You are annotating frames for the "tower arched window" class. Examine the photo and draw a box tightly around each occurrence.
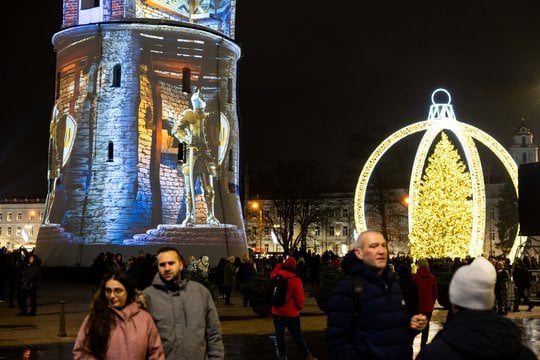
[522,152,527,163]
[112,64,121,87]
[81,0,100,9]
[107,141,114,162]
[227,77,233,104]
[55,72,61,99]
[228,149,233,171]
[522,136,526,146]
[182,67,191,93]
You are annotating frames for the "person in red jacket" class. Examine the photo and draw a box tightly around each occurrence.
[412,259,438,348]
[270,257,317,360]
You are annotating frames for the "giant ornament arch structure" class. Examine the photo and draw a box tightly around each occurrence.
[354,89,526,261]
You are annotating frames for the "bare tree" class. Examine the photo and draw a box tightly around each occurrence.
[253,160,332,254]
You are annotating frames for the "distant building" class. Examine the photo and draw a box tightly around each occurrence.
[0,198,45,250]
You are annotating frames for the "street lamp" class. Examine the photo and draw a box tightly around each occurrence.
[251,201,263,255]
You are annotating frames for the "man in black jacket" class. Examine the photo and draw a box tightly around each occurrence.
[326,230,426,359]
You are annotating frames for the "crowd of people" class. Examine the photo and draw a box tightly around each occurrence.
[0,247,42,316]
[2,237,539,359]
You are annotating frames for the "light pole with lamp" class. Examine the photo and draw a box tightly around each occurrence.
[250,201,263,256]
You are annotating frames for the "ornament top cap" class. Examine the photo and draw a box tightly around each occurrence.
[428,88,456,121]
[431,88,452,105]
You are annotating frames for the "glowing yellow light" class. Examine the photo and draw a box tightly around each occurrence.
[354,89,523,260]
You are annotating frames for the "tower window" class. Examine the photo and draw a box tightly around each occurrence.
[107,141,114,162]
[55,72,61,99]
[182,67,191,93]
[81,0,100,10]
[227,77,233,104]
[522,152,527,163]
[228,149,233,171]
[112,64,121,87]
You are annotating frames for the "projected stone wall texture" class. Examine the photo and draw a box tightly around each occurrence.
[36,0,246,266]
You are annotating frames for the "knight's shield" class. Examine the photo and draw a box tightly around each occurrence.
[204,112,229,165]
[62,114,78,167]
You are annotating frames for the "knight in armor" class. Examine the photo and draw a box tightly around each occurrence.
[171,90,225,226]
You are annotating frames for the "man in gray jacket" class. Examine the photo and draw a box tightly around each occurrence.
[143,246,224,360]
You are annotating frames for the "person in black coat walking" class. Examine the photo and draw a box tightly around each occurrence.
[18,253,42,316]
[512,258,534,312]
[237,255,257,307]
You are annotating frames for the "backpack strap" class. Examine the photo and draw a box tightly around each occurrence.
[349,274,363,312]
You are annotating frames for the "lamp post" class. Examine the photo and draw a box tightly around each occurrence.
[251,201,263,255]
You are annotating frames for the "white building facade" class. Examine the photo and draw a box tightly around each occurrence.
[0,199,45,249]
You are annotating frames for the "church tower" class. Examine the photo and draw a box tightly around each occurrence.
[509,120,538,165]
[36,0,246,266]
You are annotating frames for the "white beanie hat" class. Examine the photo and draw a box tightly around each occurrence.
[449,256,496,310]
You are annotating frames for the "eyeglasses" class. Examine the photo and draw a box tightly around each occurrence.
[105,288,125,296]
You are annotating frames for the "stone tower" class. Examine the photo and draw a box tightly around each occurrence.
[36,0,246,266]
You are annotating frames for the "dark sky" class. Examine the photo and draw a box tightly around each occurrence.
[2,2,540,197]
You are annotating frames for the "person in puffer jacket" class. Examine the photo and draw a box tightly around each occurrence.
[73,269,164,359]
[416,257,536,360]
[327,230,427,359]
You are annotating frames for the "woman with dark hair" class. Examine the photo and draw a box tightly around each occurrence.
[73,270,164,359]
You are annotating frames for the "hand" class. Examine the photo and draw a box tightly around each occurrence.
[410,314,427,331]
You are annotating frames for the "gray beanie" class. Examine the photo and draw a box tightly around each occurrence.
[449,257,496,310]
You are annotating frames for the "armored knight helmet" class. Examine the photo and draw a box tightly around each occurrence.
[191,90,207,110]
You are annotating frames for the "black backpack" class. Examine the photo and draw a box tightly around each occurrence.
[267,274,293,307]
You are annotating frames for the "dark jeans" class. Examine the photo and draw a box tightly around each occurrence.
[272,315,308,357]
[514,286,532,309]
[420,312,432,347]
[8,280,19,307]
[223,285,233,304]
[19,288,37,315]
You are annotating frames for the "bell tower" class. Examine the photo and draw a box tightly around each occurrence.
[509,119,538,165]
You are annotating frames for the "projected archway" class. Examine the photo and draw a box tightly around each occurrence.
[354,89,525,260]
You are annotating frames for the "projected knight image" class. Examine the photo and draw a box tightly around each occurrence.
[35,3,246,266]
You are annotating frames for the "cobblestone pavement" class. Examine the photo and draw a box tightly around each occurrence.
[0,281,538,359]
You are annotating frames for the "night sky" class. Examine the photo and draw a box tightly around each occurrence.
[2,2,540,197]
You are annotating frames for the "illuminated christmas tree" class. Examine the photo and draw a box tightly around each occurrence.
[409,131,472,259]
